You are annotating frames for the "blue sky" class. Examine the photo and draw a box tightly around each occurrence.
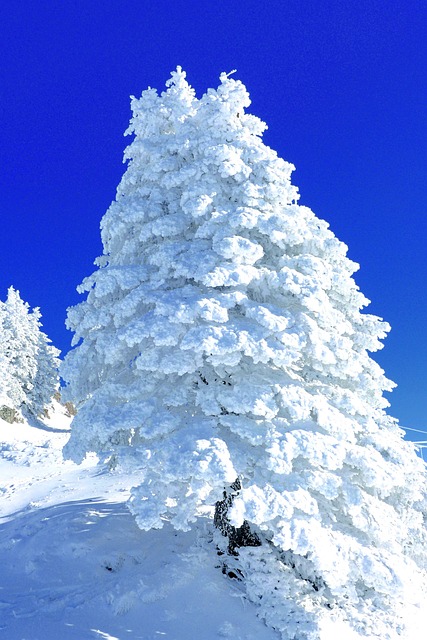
[0,1,426,434]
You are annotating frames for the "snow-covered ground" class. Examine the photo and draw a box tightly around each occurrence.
[0,405,279,640]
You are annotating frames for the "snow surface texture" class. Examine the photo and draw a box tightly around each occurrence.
[61,69,427,638]
[0,407,279,640]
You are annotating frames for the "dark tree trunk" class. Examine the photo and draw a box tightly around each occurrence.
[214,478,261,555]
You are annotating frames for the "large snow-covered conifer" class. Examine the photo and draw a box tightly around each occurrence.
[0,287,60,418]
[62,69,427,639]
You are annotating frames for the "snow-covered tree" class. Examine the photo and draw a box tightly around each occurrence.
[0,287,60,419]
[0,299,17,421]
[62,69,427,639]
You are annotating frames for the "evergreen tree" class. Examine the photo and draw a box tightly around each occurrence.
[62,69,427,639]
[28,307,61,416]
[0,287,60,418]
[0,299,17,419]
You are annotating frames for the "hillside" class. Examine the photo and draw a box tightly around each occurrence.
[2,407,427,639]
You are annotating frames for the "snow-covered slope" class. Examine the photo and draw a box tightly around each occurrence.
[0,406,279,640]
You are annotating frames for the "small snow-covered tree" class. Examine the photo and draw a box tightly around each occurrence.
[0,299,17,421]
[0,287,60,418]
[62,69,427,639]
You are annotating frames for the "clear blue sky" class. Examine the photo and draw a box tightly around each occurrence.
[1,1,426,434]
